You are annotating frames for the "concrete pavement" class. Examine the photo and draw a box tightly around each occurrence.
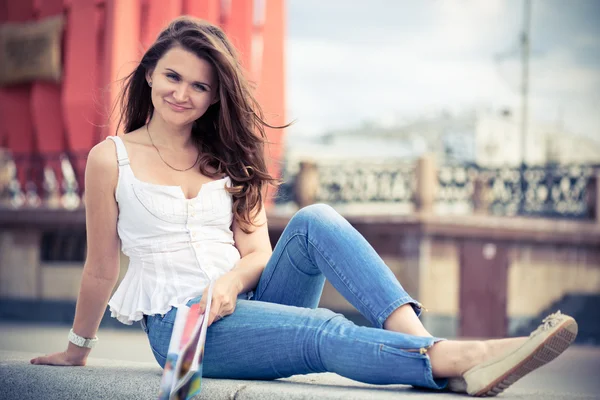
[1,322,599,399]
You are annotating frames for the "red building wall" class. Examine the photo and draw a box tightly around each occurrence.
[0,0,286,207]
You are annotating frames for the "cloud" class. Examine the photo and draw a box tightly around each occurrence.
[286,0,600,139]
[287,39,517,134]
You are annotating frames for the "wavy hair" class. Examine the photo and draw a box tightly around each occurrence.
[116,16,283,233]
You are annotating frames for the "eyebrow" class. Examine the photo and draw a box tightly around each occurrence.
[165,68,212,89]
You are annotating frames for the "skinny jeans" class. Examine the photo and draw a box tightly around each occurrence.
[143,204,446,389]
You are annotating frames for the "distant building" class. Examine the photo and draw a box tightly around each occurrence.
[475,110,600,167]
[545,130,600,165]
[286,110,600,168]
[474,110,544,167]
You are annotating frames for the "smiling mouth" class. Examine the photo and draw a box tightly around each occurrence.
[166,101,189,111]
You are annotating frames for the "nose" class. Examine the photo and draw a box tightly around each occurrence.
[172,84,189,103]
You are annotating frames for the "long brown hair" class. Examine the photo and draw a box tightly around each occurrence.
[116,16,283,233]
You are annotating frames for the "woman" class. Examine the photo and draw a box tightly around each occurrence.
[30,17,577,397]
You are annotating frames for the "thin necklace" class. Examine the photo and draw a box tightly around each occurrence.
[146,124,200,172]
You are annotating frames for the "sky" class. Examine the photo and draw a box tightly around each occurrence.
[285,0,600,141]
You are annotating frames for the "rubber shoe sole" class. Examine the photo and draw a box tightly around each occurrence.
[464,312,578,397]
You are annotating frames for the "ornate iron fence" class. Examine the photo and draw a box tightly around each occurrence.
[0,151,84,209]
[436,163,479,213]
[436,163,598,219]
[3,150,597,220]
[278,160,599,220]
[488,164,596,219]
[314,162,416,204]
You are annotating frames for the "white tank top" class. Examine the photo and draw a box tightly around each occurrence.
[105,136,241,324]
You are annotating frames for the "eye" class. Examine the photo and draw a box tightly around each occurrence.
[166,73,180,81]
[193,84,207,92]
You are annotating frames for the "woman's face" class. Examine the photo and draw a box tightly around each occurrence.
[147,46,218,128]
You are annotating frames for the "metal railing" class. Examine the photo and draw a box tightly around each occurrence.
[436,163,597,219]
[277,159,599,220]
[2,150,597,220]
[0,151,85,210]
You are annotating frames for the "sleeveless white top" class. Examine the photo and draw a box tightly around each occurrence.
[105,136,241,325]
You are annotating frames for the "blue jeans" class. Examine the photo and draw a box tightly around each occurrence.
[142,204,446,389]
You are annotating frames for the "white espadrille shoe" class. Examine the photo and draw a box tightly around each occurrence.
[452,311,577,397]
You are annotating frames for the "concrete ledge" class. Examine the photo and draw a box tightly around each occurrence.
[1,350,420,400]
[2,350,599,399]
[2,208,599,245]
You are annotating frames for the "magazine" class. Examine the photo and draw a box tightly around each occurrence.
[158,282,214,400]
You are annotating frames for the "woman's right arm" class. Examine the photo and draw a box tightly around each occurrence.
[31,140,121,366]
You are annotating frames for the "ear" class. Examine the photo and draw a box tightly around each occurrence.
[145,69,154,87]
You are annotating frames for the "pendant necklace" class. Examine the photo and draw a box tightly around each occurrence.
[146,124,200,172]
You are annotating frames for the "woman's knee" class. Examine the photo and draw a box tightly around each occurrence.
[311,307,350,331]
[289,204,340,229]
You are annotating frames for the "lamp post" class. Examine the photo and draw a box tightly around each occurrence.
[520,0,532,213]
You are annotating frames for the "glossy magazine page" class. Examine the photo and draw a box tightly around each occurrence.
[157,307,188,400]
[157,282,214,400]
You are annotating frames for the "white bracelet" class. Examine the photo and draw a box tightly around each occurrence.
[68,329,98,349]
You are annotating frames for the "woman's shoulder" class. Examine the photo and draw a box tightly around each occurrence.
[85,140,119,192]
[92,129,147,163]
[88,139,119,169]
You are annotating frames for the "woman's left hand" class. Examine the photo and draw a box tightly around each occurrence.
[198,272,242,326]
